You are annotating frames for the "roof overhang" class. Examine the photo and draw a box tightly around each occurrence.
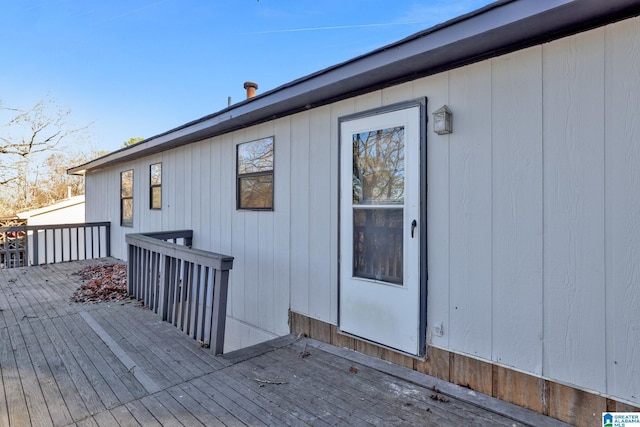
[69,0,640,175]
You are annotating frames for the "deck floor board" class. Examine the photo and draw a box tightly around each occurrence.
[49,315,122,411]
[233,355,357,426]
[0,315,31,427]
[3,301,52,427]
[137,395,185,427]
[124,399,163,427]
[286,341,516,427]
[62,311,148,402]
[30,317,93,423]
[0,259,571,427]
[18,318,75,427]
[165,383,230,426]
[170,379,248,427]
[205,368,307,427]
[255,346,418,426]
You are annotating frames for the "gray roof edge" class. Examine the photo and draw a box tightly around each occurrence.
[70,0,640,175]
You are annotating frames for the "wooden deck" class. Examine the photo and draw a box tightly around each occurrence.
[0,259,569,427]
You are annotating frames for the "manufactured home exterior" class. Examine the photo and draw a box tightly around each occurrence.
[71,1,640,424]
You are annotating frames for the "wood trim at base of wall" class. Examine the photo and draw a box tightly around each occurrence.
[289,311,639,427]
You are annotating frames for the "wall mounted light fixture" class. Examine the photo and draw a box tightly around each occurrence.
[433,105,453,135]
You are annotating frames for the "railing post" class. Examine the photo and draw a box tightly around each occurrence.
[210,269,230,355]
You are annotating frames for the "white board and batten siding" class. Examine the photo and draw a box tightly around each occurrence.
[542,27,607,393]
[422,18,639,404]
[604,17,640,404]
[84,16,640,405]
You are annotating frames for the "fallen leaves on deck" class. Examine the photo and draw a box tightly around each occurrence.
[429,393,450,403]
[429,386,450,403]
[71,263,133,303]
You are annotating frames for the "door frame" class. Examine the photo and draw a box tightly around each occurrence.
[337,98,428,357]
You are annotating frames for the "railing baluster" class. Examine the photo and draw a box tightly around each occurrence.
[150,251,157,312]
[167,257,176,324]
[90,226,95,258]
[43,229,48,264]
[67,227,71,261]
[181,261,192,334]
[172,259,182,327]
[190,264,201,339]
[97,226,102,258]
[54,229,58,263]
[203,268,214,348]
[127,243,134,295]
[105,224,111,257]
[160,255,169,321]
[33,230,39,266]
[83,226,88,260]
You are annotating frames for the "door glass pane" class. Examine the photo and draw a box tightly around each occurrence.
[352,126,404,205]
[353,208,403,284]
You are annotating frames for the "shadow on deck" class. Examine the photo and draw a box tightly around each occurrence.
[0,259,569,426]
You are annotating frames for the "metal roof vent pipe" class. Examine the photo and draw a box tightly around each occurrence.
[244,81,258,99]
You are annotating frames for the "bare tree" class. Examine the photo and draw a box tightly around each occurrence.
[0,97,95,216]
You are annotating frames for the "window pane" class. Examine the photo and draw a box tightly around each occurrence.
[121,170,133,198]
[238,137,274,174]
[150,163,161,186]
[239,174,273,209]
[352,127,404,205]
[353,208,403,284]
[151,187,161,209]
[121,198,133,226]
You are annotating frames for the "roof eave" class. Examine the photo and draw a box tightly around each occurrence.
[69,0,640,175]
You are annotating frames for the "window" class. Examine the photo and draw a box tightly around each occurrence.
[150,163,162,209]
[120,169,133,227]
[237,137,274,210]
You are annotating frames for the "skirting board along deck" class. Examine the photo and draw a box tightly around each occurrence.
[289,311,640,427]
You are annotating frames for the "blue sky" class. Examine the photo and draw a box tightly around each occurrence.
[1,0,492,153]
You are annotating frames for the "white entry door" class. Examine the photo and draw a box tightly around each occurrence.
[339,102,424,355]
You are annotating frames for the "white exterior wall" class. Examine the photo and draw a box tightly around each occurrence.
[18,196,85,225]
[85,16,640,405]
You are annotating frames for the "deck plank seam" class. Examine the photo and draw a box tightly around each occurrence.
[79,310,162,395]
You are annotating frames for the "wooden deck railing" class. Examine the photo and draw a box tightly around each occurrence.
[0,222,111,268]
[126,230,234,354]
